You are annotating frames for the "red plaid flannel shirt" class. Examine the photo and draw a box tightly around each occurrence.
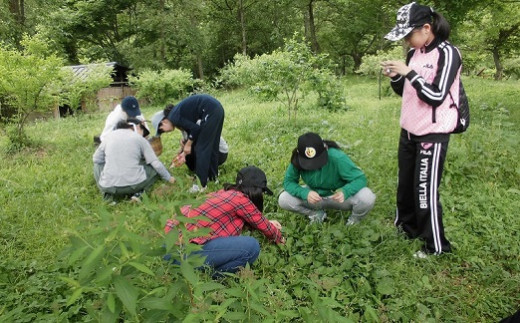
[164,189,283,244]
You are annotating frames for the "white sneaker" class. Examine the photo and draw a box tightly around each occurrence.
[413,250,428,259]
[346,216,361,226]
[130,192,142,203]
[308,210,327,224]
[189,184,207,194]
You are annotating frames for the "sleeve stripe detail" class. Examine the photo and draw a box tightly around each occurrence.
[419,42,454,102]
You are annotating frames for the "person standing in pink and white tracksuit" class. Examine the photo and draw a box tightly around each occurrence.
[381,2,463,257]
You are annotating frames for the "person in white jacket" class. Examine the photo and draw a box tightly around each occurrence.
[99,96,149,142]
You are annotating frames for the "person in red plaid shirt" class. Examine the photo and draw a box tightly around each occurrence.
[164,166,285,276]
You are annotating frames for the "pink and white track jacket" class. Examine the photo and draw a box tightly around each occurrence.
[391,40,462,136]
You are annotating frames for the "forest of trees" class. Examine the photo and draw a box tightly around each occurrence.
[1,0,519,80]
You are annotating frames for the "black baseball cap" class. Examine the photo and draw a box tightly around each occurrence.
[296,132,328,170]
[236,166,273,195]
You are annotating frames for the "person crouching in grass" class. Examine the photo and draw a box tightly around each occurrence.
[163,166,285,278]
[278,132,376,225]
[93,118,176,203]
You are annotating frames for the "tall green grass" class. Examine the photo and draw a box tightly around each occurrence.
[1,76,519,321]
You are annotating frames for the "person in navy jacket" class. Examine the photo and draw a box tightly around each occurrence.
[156,94,225,191]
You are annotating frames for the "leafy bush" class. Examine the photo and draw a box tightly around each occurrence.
[220,35,346,118]
[58,201,205,321]
[60,63,113,111]
[129,69,199,105]
[503,57,520,80]
[356,46,404,77]
[0,33,65,150]
[307,69,347,112]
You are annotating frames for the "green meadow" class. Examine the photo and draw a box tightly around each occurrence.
[1,76,519,321]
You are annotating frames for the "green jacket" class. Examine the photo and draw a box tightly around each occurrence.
[283,148,367,200]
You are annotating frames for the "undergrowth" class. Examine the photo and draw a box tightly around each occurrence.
[0,76,519,321]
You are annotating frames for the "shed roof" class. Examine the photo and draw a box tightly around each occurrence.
[63,62,131,86]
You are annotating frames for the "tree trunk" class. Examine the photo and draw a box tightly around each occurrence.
[352,53,362,72]
[20,0,24,25]
[159,0,166,64]
[340,56,346,76]
[64,40,80,65]
[9,0,25,25]
[304,0,320,53]
[491,23,519,81]
[492,47,503,81]
[196,54,204,79]
[238,0,247,55]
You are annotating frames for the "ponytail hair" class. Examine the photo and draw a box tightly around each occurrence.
[431,10,450,42]
[323,140,340,150]
[163,104,175,118]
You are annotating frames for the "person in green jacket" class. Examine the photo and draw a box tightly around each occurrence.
[278,132,376,224]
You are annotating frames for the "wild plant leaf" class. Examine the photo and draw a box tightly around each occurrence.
[363,305,379,322]
[223,312,248,321]
[59,277,80,288]
[106,293,116,313]
[100,300,121,323]
[224,287,245,298]
[119,242,130,260]
[140,297,176,311]
[164,230,180,252]
[141,309,170,323]
[78,244,105,283]
[214,297,238,320]
[277,310,300,319]
[94,265,114,285]
[320,296,343,309]
[128,262,155,276]
[425,297,440,304]
[66,287,83,306]
[114,275,139,317]
[180,260,199,285]
[198,281,225,293]
[507,188,520,195]
[249,302,271,316]
[376,277,395,295]
[67,245,89,265]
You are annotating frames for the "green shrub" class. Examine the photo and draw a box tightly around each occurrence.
[503,57,520,80]
[129,69,198,105]
[307,69,347,112]
[60,64,113,111]
[220,34,346,118]
[0,33,65,150]
[356,47,404,77]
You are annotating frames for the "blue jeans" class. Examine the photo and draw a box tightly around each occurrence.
[198,236,260,273]
[164,236,260,275]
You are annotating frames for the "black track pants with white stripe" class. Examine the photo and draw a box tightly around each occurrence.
[395,130,452,254]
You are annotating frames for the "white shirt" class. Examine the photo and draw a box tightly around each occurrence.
[100,104,146,142]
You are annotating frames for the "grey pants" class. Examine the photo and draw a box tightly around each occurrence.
[278,187,376,222]
[93,163,160,197]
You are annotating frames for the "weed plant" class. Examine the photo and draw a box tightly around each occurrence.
[0,76,519,321]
